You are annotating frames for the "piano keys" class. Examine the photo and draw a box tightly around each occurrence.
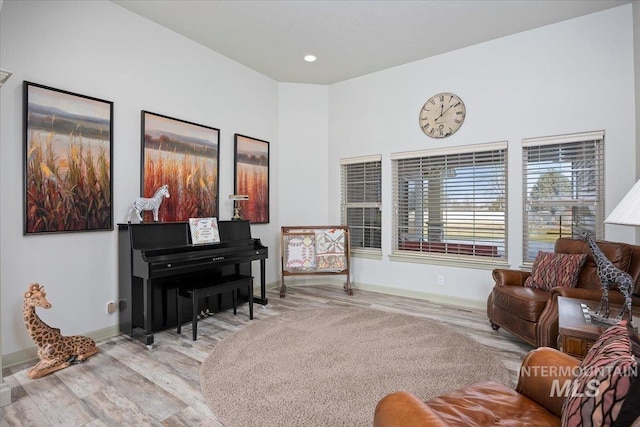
[118,220,268,346]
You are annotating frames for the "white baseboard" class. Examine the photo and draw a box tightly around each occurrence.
[353,282,486,311]
[0,381,10,407]
[2,325,120,369]
[279,277,486,311]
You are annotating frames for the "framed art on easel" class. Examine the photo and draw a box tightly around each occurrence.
[234,134,269,224]
[24,81,113,234]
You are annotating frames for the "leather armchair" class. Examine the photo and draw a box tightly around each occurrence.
[374,347,579,427]
[487,238,640,348]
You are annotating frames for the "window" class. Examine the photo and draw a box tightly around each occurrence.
[522,131,604,263]
[340,155,382,252]
[391,142,507,264]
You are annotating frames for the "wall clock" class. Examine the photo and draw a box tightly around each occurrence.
[419,92,466,138]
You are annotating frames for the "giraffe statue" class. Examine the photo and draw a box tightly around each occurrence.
[23,283,98,379]
[581,232,634,321]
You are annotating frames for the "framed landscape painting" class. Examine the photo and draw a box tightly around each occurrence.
[141,111,219,222]
[234,134,269,223]
[24,82,113,234]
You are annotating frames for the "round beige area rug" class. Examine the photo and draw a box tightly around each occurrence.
[200,307,511,427]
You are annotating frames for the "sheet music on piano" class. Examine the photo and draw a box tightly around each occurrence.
[189,217,220,244]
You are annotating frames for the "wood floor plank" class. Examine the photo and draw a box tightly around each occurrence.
[54,360,109,399]
[81,351,188,422]
[0,396,49,427]
[105,343,214,418]
[161,405,224,427]
[1,285,534,426]
[7,378,95,426]
[82,387,162,426]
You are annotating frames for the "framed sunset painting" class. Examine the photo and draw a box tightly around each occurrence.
[24,82,113,234]
[234,134,269,224]
[141,111,220,222]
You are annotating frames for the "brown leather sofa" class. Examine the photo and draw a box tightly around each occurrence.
[374,347,577,427]
[487,238,640,348]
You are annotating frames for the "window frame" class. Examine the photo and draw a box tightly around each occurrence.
[390,142,508,268]
[521,130,604,265]
[340,155,382,257]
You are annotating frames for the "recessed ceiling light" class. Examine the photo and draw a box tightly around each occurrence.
[304,54,317,63]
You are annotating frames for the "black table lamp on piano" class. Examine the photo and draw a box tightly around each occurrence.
[229,195,249,220]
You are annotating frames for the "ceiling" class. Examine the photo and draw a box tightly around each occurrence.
[112,0,631,85]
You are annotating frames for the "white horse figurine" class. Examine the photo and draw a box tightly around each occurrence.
[128,184,170,223]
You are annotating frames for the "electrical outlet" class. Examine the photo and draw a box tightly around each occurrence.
[437,275,444,285]
[106,301,117,314]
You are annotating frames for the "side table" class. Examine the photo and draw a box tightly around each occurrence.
[557,296,638,359]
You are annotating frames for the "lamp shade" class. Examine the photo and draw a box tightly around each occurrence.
[605,179,640,226]
[0,69,12,87]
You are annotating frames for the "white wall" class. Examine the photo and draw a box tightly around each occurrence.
[635,0,640,193]
[278,83,329,226]
[0,0,280,356]
[0,0,8,409]
[328,5,636,304]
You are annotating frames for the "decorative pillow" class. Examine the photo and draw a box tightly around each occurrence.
[555,239,633,290]
[561,321,639,427]
[611,374,640,427]
[612,327,640,427]
[285,234,316,271]
[524,251,588,291]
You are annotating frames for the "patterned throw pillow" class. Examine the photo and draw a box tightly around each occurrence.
[524,251,587,291]
[561,321,639,427]
[285,234,316,271]
[611,374,640,427]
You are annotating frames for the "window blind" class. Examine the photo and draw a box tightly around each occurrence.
[392,142,507,261]
[522,131,604,263]
[340,156,382,251]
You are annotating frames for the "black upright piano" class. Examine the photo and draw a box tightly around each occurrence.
[118,220,268,346]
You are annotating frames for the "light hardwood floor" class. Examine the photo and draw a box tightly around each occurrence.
[1,284,534,426]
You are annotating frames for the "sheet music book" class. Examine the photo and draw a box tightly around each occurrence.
[189,217,220,244]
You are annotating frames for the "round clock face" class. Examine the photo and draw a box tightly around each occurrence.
[419,92,466,138]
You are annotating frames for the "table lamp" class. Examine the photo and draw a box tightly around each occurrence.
[0,69,12,87]
[228,195,249,220]
[602,179,640,323]
[605,179,640,227]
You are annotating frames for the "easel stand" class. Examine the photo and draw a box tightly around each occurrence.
[280,226,352,297]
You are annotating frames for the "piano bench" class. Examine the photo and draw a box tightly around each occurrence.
[176,274,254,341]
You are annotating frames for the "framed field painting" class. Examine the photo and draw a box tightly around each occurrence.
[24,81,113,234]
[234,134,269,223]
[141,111,219,222]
